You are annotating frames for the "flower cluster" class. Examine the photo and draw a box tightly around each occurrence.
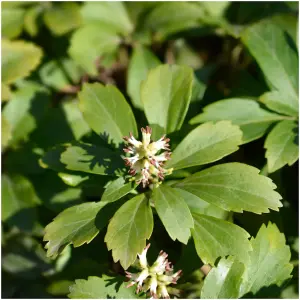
[126,244,182,299]
[122,126,173,188]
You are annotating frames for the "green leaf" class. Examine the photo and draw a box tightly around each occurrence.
[242,21,298,106]
[2,82,50,145]
[2,116,12,151]
[60,142,124,176]
[239,222,293,296]
[201,256,245,299]
[62,100,90,141]
[127,45,161,109]
[24,5,42,37]
[143,2,204,39]
[81,2,133,36]
[78,83,137,145]
[192,213,251,265]
[68,25,120,75]
[141,64,193,135]
[105,194,153,269]
[174,188,228,220]
[43,2,82,36]
[260,90,298,117]
[2,39,43,84]
[166,121,242,170]
[2,174,41,232]
[152,185,194,244]
[190,99,287,143]
[2,83,11,102]
[68,275,138,299]
[101,177,135,204]
[39,58,82,91]
[265,120,298,173]
[2,8,24,39]
[176,163,282,213]
[44,201,106,258]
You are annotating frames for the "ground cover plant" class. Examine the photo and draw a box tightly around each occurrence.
[1,1,299,299]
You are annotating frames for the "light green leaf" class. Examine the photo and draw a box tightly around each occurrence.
[265,120,298,173]
[239,222,293,296]
[2,83,11,102]
[44,202,106,258]
[43,2,82,36]
[68,275,137,299]
[141,64,193,135]
[60,142,124,176]
[39,58,81,91]
[192,213,251,265]
[78,83,137,145]
[2,82,50,145]
[190,99,287,143]
[260,90,298,117]
[174,188,228,220]
[200,1,230,18]
[2,116,12,150]
[127,45,161,109]
[201,256,245,299]
[2,174,41,232]
[58,173,89,188]
[166,121,242,170]
[68,25,120,75]
[2,8,24,39]
[81,2,133,36]
[242,21,298,105]
[152,185,194,244]
[62,100,90,141]
[101,177,134,204]
[2,39,43,84]
[105,194,153,269]
[176,163,282,214]
[24,5,42,37]
[143,2,204,39]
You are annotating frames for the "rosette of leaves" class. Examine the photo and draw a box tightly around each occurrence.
[42,63,293,298]
[190,21,299,174]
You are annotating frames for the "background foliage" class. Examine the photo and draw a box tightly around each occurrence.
[1,1,299,299]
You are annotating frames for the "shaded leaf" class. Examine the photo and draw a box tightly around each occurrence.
[166,121,242,170]
[24,5,42,37]
[68,275,138,299]
[78,83,137,145]
[2,174,41,232]
[201,256,245,299]
[60,142,124,176]
[152,185,194,244]
[141,64,193,135]
[44,201,106,258]
[43,2,82,36]
[239,222,293,296]
[192,213,251,265]
[242,21,298,107]
[81,2,133,36]
[2,39,43,84]
[101,177,135,204]
[176,163,282,213]
[127,45,161,109]
[2,82,50,145]
[265,120,298,173]
[2,8,24,39]
[190,98,287,143]
[68,25,120,75]
[105,194,153,269]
